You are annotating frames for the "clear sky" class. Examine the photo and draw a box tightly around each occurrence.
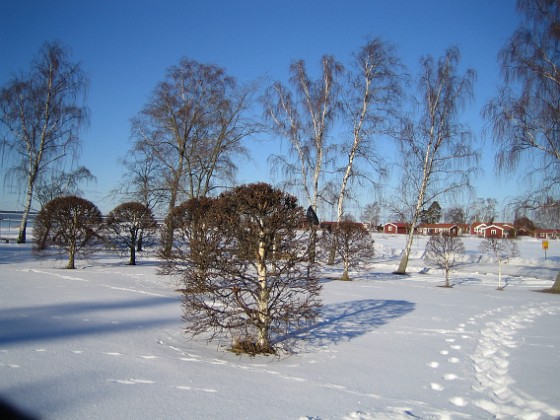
[0,0,522,217]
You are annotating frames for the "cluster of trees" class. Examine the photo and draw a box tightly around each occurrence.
[32,182,376,353]
[2,0,559,347]
[34,197,157,268]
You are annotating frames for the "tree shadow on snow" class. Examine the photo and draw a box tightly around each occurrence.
[290,299,415,348]
[0,296,181,347]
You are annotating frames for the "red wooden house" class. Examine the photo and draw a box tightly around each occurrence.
[383,222,411,235]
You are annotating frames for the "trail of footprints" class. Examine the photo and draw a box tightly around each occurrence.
[426,304,560,418]
[426,323,470,407]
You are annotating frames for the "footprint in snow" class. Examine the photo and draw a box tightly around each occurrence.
[443,373,459,381]
[430,383,444,391]
[109,378,154,385]
[449,396,468,407]
[427,361,439,368]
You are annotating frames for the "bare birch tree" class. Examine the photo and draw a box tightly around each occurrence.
[336,39,403,226]
[483,0,560,291]
[0,42,89,243]
[395,47,479,274]
[263,56,342,262]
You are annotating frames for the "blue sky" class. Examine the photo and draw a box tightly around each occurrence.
[0,0,522,217]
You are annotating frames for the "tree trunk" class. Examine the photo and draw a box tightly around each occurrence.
[256,237,270,350]
[129,244,136,265]
[18,178,35,244]
[67,242,76,269]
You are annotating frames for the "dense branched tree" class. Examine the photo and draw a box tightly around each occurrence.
[159,183,321,355]
[323,220,373,280]
[424,233,465,287]
[131,58,256,253]
[0,42,89,243]
[395,47,479,274]
[105,202,157,265]
[33,196,102,269]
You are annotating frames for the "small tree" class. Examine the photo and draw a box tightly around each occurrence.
[479,237,520,290]
[323,220,373,280]
[105,202,157,265]
[424,233,465,287]
[160,183,321,355]
[34,196,102,269]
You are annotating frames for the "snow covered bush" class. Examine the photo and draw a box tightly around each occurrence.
[159,183,321,355]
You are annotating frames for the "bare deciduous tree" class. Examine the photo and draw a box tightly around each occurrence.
[484,0,560,193]
[263,56,343,262]
[132,58,256,253]
[335,39,403,224]
[484,0,560,291]
[105,202,157,265]
[424,233,465,287]
[394,47,479,274]
[160,183,321,355]
[323,220,373,280]
[33,196,102,269]
[479,237,520,290]
[0,42,89,243]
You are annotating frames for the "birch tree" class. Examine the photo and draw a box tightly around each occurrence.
[0,42,88,243]
[395,47,479,274]
[483,0,560,291]
[336,39,403,226]
[263,56,342,262]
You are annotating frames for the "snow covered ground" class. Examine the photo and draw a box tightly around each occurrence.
[1,233,559,419]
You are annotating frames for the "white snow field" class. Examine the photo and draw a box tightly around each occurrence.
[1,233,559,419]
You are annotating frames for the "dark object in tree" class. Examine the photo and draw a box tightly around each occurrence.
[34,196,102,269]
[105,202,157,265]
[159,183,321,355]
[306,206,319,226]
[323,220,373,280]
[424,233,465,287]
[0,42,88,244]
